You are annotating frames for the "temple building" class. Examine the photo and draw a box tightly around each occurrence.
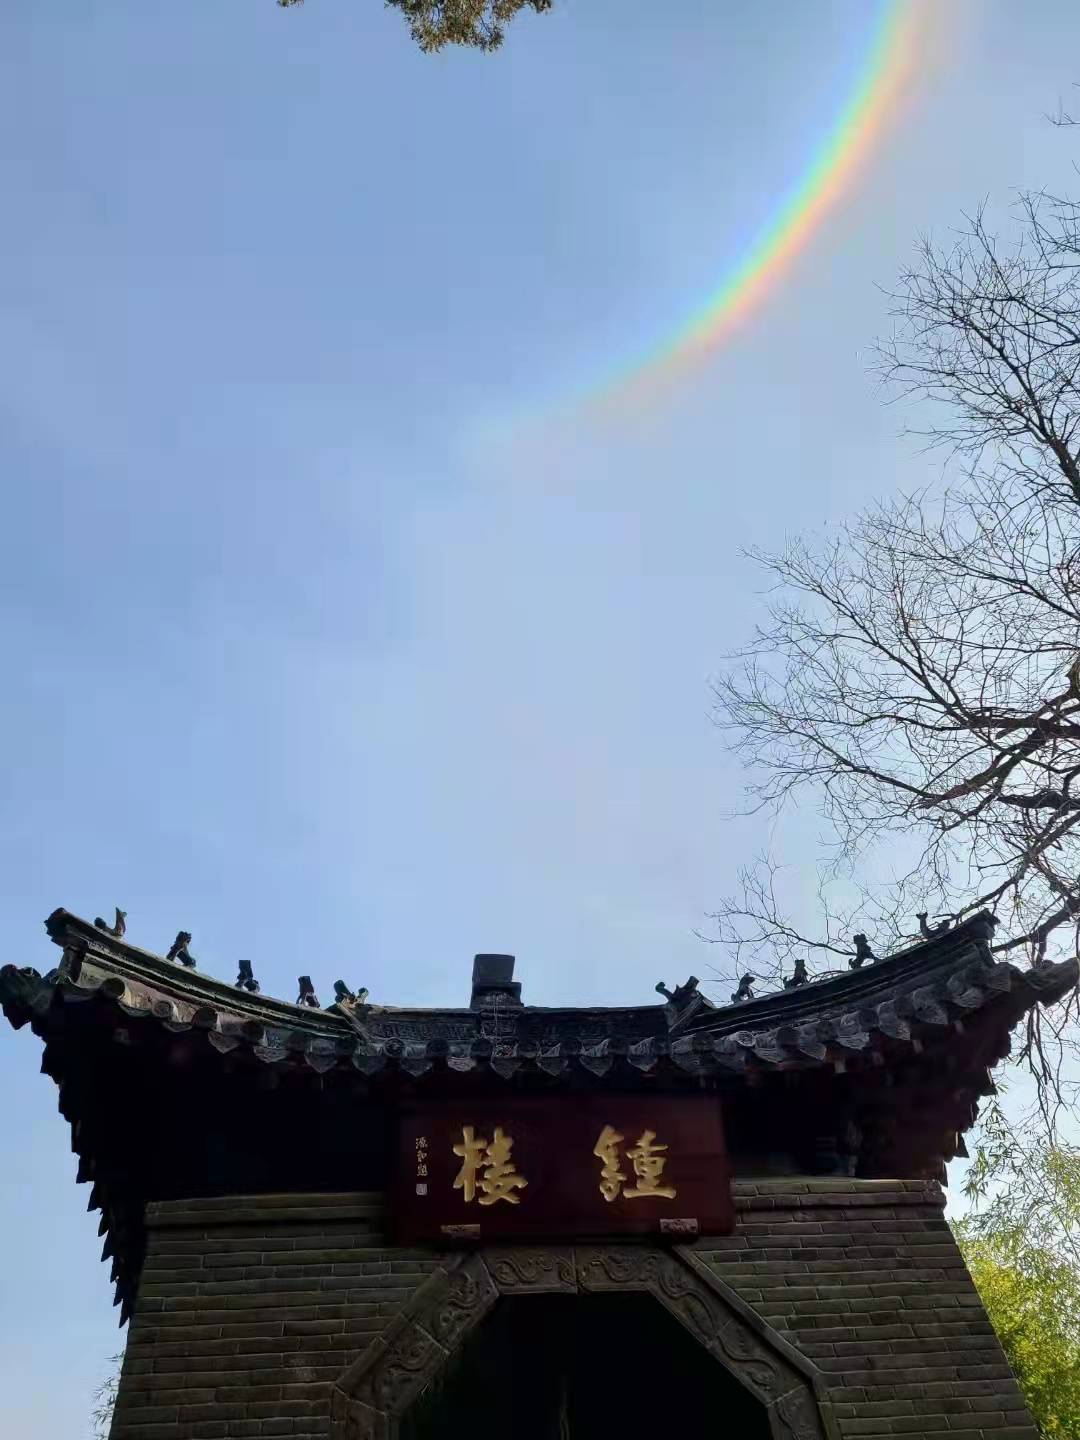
[2,906,1075,1439]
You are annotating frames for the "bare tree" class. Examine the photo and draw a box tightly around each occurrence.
[712,194,1080,1103]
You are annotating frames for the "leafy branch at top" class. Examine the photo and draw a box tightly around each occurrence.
[276,0,553,52]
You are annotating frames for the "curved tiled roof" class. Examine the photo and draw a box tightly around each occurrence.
[2,907,1074,1083]
[2,906,1076,1323]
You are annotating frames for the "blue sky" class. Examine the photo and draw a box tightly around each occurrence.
[3,1,1080,1433]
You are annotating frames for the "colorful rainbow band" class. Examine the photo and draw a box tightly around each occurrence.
[578,0,931,413]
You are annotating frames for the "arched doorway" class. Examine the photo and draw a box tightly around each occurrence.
[331,1245,830,1440]
[400,1292,772,1439]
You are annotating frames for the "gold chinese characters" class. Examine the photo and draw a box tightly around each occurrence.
[452,1125,528,1206]
[592,1124,626,1202]
[593,1125,677,1201]
[447,1120,678,1207]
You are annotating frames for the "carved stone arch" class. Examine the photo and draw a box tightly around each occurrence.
[330,1245,836,1440]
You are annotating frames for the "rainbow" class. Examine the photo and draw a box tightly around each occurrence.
[576,0,935,412]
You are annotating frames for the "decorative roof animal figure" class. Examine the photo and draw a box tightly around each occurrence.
[655,976,700,1007]
[850,934,875,969]
[916,911,951,938]
[94,908,127,938]
[784,956,809,989]
[235,960,260,993]
[731,974,755,1004]
[333,980,369,1007]
[297,976,320,1007]
[167,932,196,968]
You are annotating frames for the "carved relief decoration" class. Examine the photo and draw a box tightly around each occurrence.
[331,1245,832,1440]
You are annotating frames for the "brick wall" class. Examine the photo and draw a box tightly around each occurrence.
[111,1182,1035,1440]
[694,1179,1035,1439]
[112,1193,440,1440]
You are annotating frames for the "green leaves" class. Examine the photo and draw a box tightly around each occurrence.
[958,1242,1080,1437]
[91,1354,123,1440]
[956,1112,1080,1436]
[276,1,555,53]
[389,1,553,52]
[962,1101,1080,1268]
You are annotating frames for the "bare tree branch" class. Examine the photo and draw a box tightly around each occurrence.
[712,182,1080,1110]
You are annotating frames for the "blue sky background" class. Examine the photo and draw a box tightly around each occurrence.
[3,1,1080,1433]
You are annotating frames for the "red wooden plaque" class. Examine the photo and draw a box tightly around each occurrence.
[394,1096,733,1243]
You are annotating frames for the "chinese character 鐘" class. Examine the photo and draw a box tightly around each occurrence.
[452,1124,528,1206]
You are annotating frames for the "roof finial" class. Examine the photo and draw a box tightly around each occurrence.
[167,932,196,968]
[470,954,521,1010]
[296,975,320,1007]
[94,907,126,939]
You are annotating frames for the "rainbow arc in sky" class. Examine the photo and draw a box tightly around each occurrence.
[569,0,937,414]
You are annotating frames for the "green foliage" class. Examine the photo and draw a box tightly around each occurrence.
[958,1241,1080,1438]
[277,0,554,52]
[92,1353,123,1440]
[954,1104,1080,1437]
[962,1101,1080,1266]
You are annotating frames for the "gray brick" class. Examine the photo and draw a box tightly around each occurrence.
[113,1182,1034,1438]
